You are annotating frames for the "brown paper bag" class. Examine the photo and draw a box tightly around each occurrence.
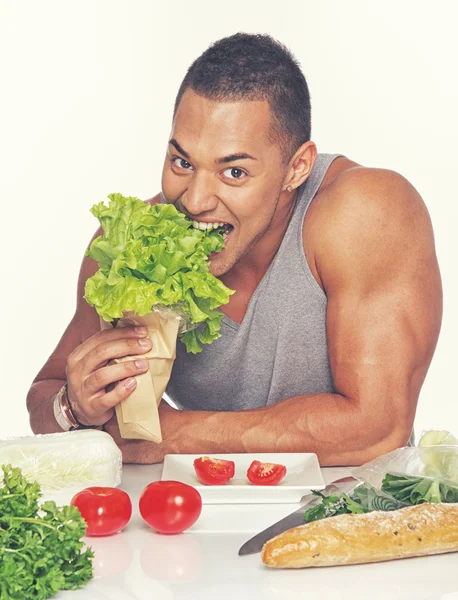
[100,311,180,443]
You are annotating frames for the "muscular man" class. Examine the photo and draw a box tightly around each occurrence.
[27,34,442,466]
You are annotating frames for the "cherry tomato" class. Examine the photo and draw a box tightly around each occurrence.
[139,481,202,534]
[193,456,235,485]
[246,460,287,485]
[70,486,132,536]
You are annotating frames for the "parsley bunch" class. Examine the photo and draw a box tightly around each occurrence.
[0,464,93,599]
[303,490,367,524]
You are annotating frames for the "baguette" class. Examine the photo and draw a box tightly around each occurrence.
[262,502,458,568]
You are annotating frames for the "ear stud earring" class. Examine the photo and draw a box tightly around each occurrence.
[287,185,293,192]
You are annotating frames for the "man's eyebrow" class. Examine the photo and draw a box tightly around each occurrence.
[168,140,257,164]
[169,138,190,159]
[216,153,257,164]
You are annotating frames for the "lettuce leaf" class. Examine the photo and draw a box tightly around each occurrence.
[84,193,234,353]
[418,429,458,483]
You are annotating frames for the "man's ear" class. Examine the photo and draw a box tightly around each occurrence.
[282,141,317,193]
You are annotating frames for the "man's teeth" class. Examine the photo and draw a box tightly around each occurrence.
[192,221,226,230]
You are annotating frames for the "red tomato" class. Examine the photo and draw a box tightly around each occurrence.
[70,486,132,536]
[246,460,287,485]
[139,481,202,534]
[193,456,235,485]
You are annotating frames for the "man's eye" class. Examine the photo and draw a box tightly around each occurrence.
[172,157,193,170]
[223,167,246,180]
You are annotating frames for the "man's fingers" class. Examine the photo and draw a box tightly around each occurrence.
[89,379,139,418]
[65,326,152,427]
[84,359,150,394]
[81,336,152,373]
[68,325,149,366]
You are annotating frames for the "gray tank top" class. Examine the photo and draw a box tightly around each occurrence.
[166,154,341,411]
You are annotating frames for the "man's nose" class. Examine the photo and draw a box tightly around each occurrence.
[181,171,218,216]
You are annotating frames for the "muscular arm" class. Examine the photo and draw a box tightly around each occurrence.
[27,195,161,433]
[26,235,101,433]
[115,169,442,465]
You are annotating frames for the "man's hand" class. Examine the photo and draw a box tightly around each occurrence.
[66,326,152,426]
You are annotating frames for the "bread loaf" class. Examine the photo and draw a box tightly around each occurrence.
[262,502,458,568]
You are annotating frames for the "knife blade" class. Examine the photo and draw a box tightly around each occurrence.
[238,476,358,556]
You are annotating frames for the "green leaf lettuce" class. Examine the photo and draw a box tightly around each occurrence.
[84,194,235,353]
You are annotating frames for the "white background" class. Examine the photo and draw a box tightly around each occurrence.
[0,0,457,440]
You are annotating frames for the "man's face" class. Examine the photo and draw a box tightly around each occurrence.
[161,89,289,276]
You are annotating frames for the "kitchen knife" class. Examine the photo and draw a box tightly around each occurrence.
[238,476,358,556]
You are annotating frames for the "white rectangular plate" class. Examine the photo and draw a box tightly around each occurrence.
[161,453,325,504]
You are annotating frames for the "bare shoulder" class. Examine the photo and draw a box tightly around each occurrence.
[323,165,429,216]
[307,165,437,292]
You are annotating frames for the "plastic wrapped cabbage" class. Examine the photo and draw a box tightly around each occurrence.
[0,430,122,504]
[352,429,458,507]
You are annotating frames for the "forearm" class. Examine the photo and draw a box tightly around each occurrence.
[27,379,65,434]
[123,392,409,466]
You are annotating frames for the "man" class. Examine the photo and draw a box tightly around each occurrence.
[27,33,442,466]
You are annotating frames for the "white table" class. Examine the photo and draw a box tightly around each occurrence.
[66,464,458,600]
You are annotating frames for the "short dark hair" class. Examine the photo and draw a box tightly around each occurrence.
[173,33,311,161]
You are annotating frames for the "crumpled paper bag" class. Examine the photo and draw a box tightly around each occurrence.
[100,311,180,443]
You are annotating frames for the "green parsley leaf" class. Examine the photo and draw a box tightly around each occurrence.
[303,489,368,524]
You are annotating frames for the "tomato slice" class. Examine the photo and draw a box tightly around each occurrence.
[193,456,235,485]
[246,460,287,485]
